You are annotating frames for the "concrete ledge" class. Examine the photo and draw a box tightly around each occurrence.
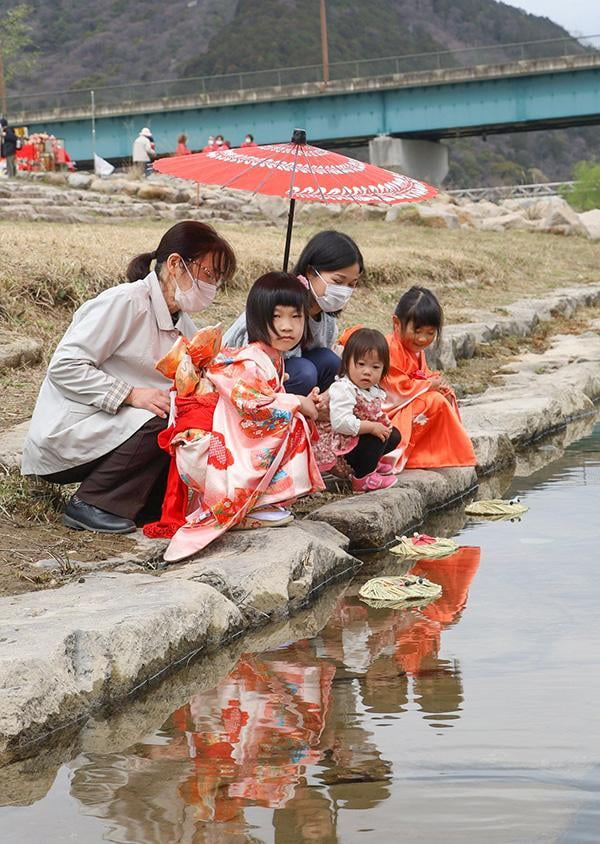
[431,283,600,369]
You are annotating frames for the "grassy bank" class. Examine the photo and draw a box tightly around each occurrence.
[0,218,599,590]
[1,218,598,428]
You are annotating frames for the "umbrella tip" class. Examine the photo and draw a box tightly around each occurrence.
[291,128,307,145]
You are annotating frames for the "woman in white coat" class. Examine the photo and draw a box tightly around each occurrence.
[21,220,236,534]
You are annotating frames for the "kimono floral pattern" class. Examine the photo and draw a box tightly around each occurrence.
[164,343,324,562]
[207,431,234,470]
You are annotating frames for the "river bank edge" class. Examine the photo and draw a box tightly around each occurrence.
[1,311,599,765]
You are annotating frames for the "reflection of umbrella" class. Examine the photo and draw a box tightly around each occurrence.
[154,128,437,270]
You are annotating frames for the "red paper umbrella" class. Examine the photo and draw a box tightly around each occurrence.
[154,129,437,269]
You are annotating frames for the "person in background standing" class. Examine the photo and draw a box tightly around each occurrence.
[175,134,191,156]
[240,133,257,148]
[132,127,155,177]
[202,135,216,152]
[1,124,18,177]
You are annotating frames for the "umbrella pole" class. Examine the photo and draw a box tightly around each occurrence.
[282,198,296,271]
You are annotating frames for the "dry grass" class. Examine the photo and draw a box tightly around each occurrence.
[0,217,598,590]
[2,219,599,352]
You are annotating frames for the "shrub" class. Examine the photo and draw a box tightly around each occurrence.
[562,161,600,211]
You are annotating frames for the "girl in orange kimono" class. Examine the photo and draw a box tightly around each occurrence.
[381,286,476,472]
[162,273,324,562]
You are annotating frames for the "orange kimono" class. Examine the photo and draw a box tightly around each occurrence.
[382,334,476,471]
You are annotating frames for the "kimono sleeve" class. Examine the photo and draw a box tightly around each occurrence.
[229,358,301,438]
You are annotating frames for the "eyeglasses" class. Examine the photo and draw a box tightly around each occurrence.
[188,259,224,287]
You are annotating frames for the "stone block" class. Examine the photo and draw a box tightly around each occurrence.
[0,420,30,470]
[579,208,600,240]
[0,336,43,372]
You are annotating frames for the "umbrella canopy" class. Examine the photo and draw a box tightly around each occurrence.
[154,129,437,268]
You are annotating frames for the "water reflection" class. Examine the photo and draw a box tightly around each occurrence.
[63,546,480,842]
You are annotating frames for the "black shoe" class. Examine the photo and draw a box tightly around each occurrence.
[63,495,137,534]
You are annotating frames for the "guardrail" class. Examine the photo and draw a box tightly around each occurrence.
[7,33,600,118]
[446,182,575,201]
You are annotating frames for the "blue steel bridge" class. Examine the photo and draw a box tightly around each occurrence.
[7,34,600,165]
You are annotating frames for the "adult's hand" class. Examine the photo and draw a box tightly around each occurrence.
[124,387,171,418]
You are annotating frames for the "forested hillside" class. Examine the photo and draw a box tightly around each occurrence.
[2,0,597,185]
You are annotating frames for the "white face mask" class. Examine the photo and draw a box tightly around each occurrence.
[175,260,217,312]
[310,269,355,313]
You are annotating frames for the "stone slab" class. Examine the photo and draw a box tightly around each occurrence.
[0,336,43,372]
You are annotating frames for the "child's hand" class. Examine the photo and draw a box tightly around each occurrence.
[313,388,331,422]
[369,421,392,442]
[429,375,448,390]
[297,395,319,421]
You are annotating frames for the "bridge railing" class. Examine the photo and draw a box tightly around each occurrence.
[446,182,575,201]
[7,33,600,118]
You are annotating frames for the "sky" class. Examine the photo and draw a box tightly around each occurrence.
[501,1,600,37]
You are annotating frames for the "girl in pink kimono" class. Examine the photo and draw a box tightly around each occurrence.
[163,273,324,562]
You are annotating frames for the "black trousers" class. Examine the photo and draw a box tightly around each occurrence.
[345,427,401,479]
[42,416,169,524]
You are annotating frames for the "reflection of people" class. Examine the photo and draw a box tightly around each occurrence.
[273,785,339,843]
[132,126,155,176]
[223,230,363,397]
[22,221,236,534]
[382,286,476,471]
[163,652,336,821]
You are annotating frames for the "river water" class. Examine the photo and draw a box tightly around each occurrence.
[2,420,599,843]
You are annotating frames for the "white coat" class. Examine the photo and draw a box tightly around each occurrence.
[21,272,197,476]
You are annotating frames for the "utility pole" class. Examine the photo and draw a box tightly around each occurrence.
[320,0,329,85]
[90,89,96,166]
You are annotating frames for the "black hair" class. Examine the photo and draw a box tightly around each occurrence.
[293,230,364,277]
[245,133,254,141]
[246,272,311,349]
[126,220,236,283]
[340,328,390,379]
[394,286,443,337]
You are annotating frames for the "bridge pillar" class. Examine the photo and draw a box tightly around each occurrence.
[369,135,448,186]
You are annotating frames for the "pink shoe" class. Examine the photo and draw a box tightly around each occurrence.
[352,471,398,493]
[376,461,395,475]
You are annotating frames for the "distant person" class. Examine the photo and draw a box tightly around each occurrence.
[132,127,155,177]
[241,133,257,148]
[202,135,216,153]
[175,134,191,156]
[1,124,18,178]
[214,134,230,150]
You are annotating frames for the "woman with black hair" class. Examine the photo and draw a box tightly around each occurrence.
[223,230,363,396]
[22,221,236,534]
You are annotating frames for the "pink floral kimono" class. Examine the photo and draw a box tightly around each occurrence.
[164,342,324,562]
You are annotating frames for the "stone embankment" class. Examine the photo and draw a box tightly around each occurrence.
[1,171,599,237]
[0,287,599,761]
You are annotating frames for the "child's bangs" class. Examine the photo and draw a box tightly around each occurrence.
[410,297,443,331]
[268,285,308,317]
